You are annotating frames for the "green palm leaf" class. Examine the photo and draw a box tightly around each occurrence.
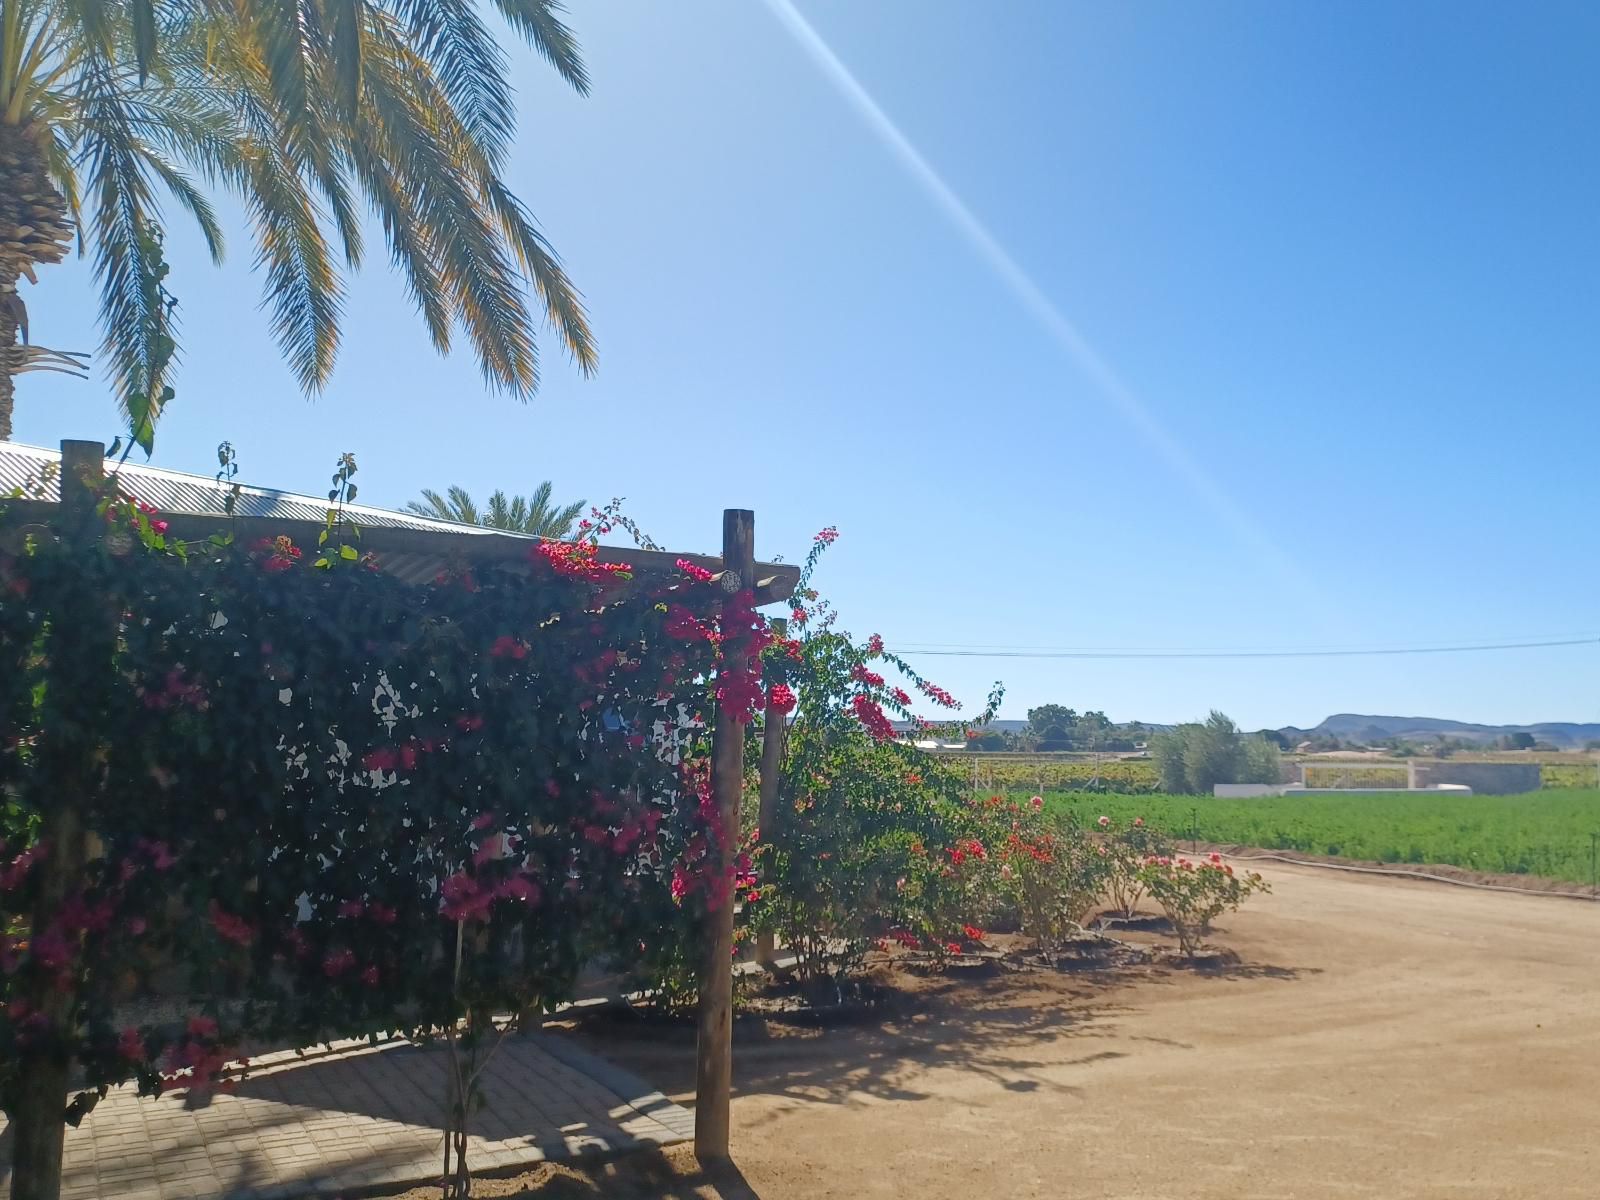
[406,481,585,537]
[0,0,596,444]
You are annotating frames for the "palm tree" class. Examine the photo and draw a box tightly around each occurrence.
[0,0,597,444]
[406,482,585,538]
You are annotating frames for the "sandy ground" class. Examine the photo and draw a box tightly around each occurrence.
[402,862,1600,1199]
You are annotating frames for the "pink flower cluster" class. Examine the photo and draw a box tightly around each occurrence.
[850,664,885,688]
[362,740,438,773]
[438,869,544,923]
[713,591,775,725]
[161,1016,236,1095]
[850,693,896,741]
[664,604,715,643]
[0,843,43,892]
[112,496,169,536]
[251,535,301,572]
[336,899,398,924]
[208,902,254,947]
[489,634,529,660]
[533,538,632,582]
[140,666,207,711]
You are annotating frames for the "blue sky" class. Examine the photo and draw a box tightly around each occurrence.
[11,0,1599,729]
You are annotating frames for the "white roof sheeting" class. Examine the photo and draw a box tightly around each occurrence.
[0,441,800,599]
[0,441,494,535]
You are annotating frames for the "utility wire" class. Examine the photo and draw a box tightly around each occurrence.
[895,636,1600,661]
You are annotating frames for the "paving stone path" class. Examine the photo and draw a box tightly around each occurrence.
[2,1033,691,1200]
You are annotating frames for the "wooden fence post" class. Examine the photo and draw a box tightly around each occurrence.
[11,440,104,1200]
[754,617,787,969]
[694,509,754,1161]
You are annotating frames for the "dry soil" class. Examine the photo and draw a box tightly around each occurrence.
[411,860,1600,1199]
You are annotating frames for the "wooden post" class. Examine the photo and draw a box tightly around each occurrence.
[694,510,754,1161]
[754,617,787,969]
[11,441,103,1200]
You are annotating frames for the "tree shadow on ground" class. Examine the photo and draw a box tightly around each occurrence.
[558,969,1140,1115]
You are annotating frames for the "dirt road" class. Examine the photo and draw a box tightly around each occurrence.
[571,861,1600,1199]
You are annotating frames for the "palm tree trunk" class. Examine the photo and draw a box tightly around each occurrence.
[0,265,18,441]
[0,121,75,442]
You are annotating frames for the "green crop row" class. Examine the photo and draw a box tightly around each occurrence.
[1036,790,1600,884]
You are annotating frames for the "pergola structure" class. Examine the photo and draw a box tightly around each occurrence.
[1,439,798,1164]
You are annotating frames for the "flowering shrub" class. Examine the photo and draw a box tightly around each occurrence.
[995,804,1108,958]
[0,479,759,1176]
[895,827,999,963]
[747,530,1003,980]
[1138,853,1270,956]
[1099,814,1171,918]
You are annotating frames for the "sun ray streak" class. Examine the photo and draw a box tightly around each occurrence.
[764,0,1341,625]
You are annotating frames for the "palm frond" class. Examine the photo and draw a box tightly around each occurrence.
[2,0,595,447]
[56,0,115,60]
[358,13,537,395]
[136,148,223,263]
[341,131,450,350]
[548,497,584,537]
[238,0,363,266]
[327,0,365,120]
[403,487,452,520]
[491,0,588,95]
[486,180,595,374]
[408,481,582,535]
[237,127,343,390]
[129,0,155,81]
[79,56,175,439]
[384,0,514,163]
[445,484,478,524]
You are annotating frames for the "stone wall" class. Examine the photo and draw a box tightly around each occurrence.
[1408,761,1541,795]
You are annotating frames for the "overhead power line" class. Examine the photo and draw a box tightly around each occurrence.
[894,636,1600,661]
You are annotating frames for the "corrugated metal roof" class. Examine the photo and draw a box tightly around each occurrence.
[0,441,801,602]
[0,441,502,536]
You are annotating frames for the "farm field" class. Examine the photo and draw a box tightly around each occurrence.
[951,754,1599,793]
[1042,789,1600,884]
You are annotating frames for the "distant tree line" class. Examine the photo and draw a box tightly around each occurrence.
[1151,712,1282,794]
[964,705,1148,753]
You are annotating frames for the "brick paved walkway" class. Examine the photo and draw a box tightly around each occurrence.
[2,1033,692,1200]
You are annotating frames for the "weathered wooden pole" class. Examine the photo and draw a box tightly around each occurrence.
[754,617,787,969]
[11,440,103,1200]
[694,509,754,1161]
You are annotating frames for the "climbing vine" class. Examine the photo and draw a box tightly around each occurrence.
[0,473,751,1154]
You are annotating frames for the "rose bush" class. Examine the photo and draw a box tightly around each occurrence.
[994,802,1107,958]
[1138,853,1270,955]
[1099,814,1171,918]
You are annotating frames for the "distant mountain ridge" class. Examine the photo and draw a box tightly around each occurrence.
[1280,713,1600,749]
